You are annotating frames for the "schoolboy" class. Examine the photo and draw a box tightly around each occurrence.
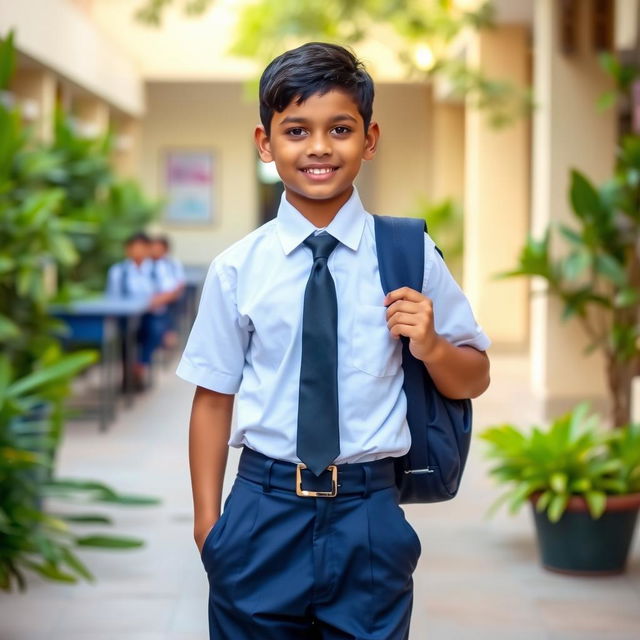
[106,232,175,387]
[150,234,185,348]
[150,234,186,287]
[177,42,491,639]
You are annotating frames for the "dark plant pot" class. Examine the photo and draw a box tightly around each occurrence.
[529,491,640,575]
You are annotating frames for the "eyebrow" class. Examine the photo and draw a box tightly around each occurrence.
[278,113,359,125]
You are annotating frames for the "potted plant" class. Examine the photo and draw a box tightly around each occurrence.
[479,402,640,575]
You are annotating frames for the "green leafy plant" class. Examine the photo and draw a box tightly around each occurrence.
[46,110,159,295]
[0,350,164,590]
[479,402,640,523]
[498,54,640,427]
[0,29,162,591]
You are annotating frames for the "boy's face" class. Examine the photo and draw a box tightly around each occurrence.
[254,89,379,216]
[126,240,150,264]
[150,241,166,260]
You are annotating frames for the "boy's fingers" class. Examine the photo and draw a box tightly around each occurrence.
[383,287,425,305]
[385,299,422,319]
[387,312,420,328]
[389,323,420,339]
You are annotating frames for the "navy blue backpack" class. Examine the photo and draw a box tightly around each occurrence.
[373,215,473,504]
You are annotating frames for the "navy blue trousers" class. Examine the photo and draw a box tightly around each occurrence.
[200,447,422,639]
[137,312,168,365]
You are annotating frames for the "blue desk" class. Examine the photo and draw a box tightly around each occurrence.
[53,296,151,429]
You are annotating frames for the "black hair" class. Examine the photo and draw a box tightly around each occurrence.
[153,234,171,250]
[125,231,151,246]
[259,42,374,136]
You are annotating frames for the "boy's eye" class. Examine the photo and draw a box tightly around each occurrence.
[332,126,352,135]
[286,127,307,137]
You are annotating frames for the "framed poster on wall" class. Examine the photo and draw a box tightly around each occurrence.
[163,149,216,224]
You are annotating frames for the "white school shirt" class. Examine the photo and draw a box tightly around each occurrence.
[162,256,186,286]
[106,258,175,314]
[176,186,491,465]
[106,259,155,299]
[149,258,179,314]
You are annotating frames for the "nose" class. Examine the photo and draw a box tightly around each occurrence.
[306,131,331,157]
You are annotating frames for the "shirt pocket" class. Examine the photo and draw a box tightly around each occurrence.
[349,304,402,377]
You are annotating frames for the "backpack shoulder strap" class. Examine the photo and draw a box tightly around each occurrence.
[373,215,427,294]
[119,261,130,297]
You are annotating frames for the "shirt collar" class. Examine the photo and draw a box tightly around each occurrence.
[275,185,367,255]
[125,258,150,272]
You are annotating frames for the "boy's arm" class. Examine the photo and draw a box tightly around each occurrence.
[416,336,489,399]
[190,385,234,554]
[384,287,490,400]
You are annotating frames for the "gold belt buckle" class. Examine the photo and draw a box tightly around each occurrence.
[296,463,338,497]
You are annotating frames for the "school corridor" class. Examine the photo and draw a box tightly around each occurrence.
[1,352,639,640]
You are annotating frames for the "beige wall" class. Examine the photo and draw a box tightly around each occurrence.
[140,82,259,266]
[431,102,466,204]
[0,0,144,117]
[367,83,434,216]
[141,81,434,266]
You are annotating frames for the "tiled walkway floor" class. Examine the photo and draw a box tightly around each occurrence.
[1,353,639,639]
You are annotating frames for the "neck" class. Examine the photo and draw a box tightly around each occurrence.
[284,185,354,228]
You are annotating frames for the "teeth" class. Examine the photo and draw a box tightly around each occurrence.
[304,167,334,174]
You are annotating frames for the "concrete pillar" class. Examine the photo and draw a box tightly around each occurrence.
[72,94,110,138]
[463,25,531,350]
[111,113,140,178]
[10,67,57,144]
[530,0,616,418]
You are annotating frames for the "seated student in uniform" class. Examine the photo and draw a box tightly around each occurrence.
[106,232,176,389]
[177,42,491,639]
[151,235,186,288]
[150,234,185,349]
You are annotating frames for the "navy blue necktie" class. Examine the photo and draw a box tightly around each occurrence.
[120,264,130,297]
[297,232,340,476]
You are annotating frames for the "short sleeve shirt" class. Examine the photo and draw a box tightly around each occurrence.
[106,259,155,299]
[176,186,491,464]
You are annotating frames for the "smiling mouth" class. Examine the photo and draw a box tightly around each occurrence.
[300,167,338,175]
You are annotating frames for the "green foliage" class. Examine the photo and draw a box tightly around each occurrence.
[499,166,640,367]
[0,29,15,90]
[45,111,159,294]
[432,58,534,128]
[0,29,161,591]
[134,0,532,128]
[596,52,640,113]
[134,0,211,26]
[479,402,640,523]
[229,0,530,127]
[0,80,78,379]
[497,57,640,424]
[0,380,159,590]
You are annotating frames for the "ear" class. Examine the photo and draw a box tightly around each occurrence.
[254,124,273,163]
[363,120,380,161]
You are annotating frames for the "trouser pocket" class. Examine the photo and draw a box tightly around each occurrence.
[200,489,234,572]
